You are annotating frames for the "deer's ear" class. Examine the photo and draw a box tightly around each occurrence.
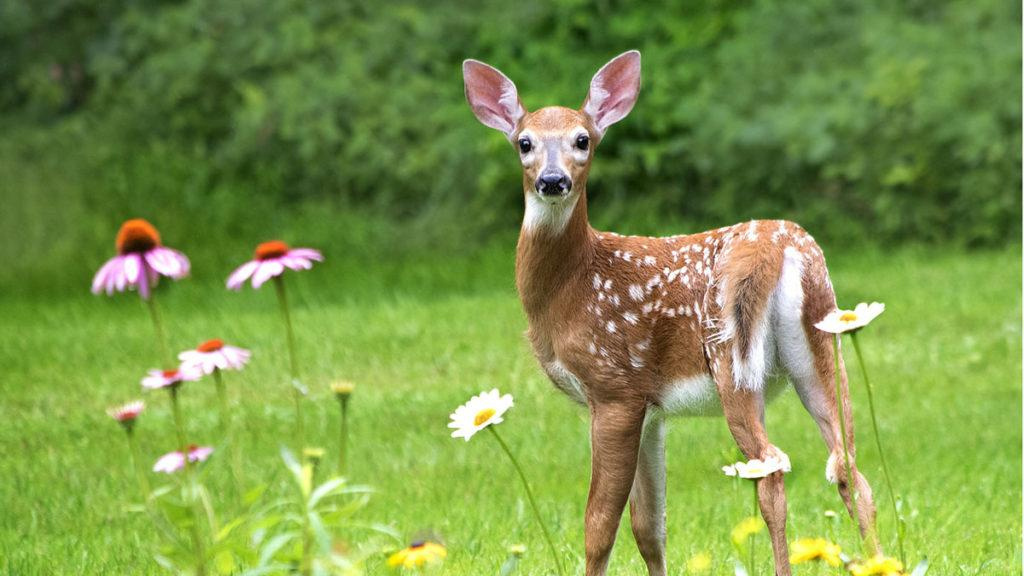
[583,50,641,136]
[463,59,526,139]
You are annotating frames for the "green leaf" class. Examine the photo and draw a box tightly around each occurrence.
[258,531,299,566]
[308,477,347,509]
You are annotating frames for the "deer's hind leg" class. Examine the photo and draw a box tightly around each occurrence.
[775,245,879,551]
[708,341,792,576]
[706,241,791,574]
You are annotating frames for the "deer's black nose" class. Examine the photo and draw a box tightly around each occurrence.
[536,173,571,196]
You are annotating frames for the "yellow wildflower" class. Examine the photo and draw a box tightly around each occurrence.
[387,541,447,570]
[789,538,842,567]
[508,544,526,556]
[686,551,712,572]
[331,380,355,398]
[730,516,764,547]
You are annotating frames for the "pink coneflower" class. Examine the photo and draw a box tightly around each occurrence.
[153,445,214,473]
[141,367,200,390]
[107,400,145,422]
[91,219,190,300]
[178,339,252,375]
[226,240,323,290]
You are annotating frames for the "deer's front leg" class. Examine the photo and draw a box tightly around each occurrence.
[629,410,667,576]
[586,399,646,576]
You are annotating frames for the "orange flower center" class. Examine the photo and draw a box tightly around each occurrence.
[197,339,224,353]
[254,240,290,260]
[474,408,496,426]
[116,219,162,254]
[839,312,858,322]
[162,369,178,378]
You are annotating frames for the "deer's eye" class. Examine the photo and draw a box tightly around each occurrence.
[575,134,590,151]
[518,138,532,154]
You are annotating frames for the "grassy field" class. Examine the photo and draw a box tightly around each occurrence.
[0,245,1020,575]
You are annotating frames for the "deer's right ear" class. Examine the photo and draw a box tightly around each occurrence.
[463,59,526,140]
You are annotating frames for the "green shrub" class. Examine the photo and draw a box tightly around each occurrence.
[0,0,1019,290]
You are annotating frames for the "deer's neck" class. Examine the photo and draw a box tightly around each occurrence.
[515,190,596,318]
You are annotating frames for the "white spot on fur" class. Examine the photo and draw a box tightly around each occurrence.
[593,274,601,289]
[629,284,644,301]
[745,220,758,240]
[623,311,639,325]
[825,453,839,484]
[606,321,617,333]
[603,279,613,291]
[644,255,657,266]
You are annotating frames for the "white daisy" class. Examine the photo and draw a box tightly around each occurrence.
[448,388,514,441]
[723,453,791,479]
[178,339,251,375]
[815,302,885,334]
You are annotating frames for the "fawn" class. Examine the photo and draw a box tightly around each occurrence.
[463,50,879,576]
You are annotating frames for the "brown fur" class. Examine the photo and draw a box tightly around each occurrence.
[464,53,880,576]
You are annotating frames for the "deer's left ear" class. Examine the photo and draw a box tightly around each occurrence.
[583,50,641,136]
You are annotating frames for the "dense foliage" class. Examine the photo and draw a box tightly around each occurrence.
[1,0,1019,290]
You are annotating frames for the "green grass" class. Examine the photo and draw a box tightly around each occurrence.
[0,245,1020,575]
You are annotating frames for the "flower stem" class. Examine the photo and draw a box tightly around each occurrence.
[337,396,349,476]
[213,369,245,500]
[169,387,188,452]
[145,296,173,369]
[273,276,305,449]
[832,335,862,550]
[169,388,207,575]
[185,469,209,576]
[850,332,905,565]
[488,426,564,576]
[126,428,150,500]
[750,483,758,575]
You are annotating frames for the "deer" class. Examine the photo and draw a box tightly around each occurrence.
[462,50,881,576]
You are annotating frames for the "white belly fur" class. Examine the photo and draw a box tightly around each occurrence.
[543,362,789,414]
[658,374,722,416]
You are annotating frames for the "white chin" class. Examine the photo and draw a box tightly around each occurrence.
[537,192,568,204]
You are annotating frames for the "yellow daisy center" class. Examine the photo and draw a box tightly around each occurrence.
[839,311,858,322]
[474,408,496,426]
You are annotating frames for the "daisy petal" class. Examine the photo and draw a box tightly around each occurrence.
[226,260,259,290]
[252,261,285,289]
[123,254,141,284]
[137,260,151,299]
[91,257,119,294]
[288,248,323,261]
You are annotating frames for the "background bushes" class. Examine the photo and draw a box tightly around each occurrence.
[1,0,1019,293]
